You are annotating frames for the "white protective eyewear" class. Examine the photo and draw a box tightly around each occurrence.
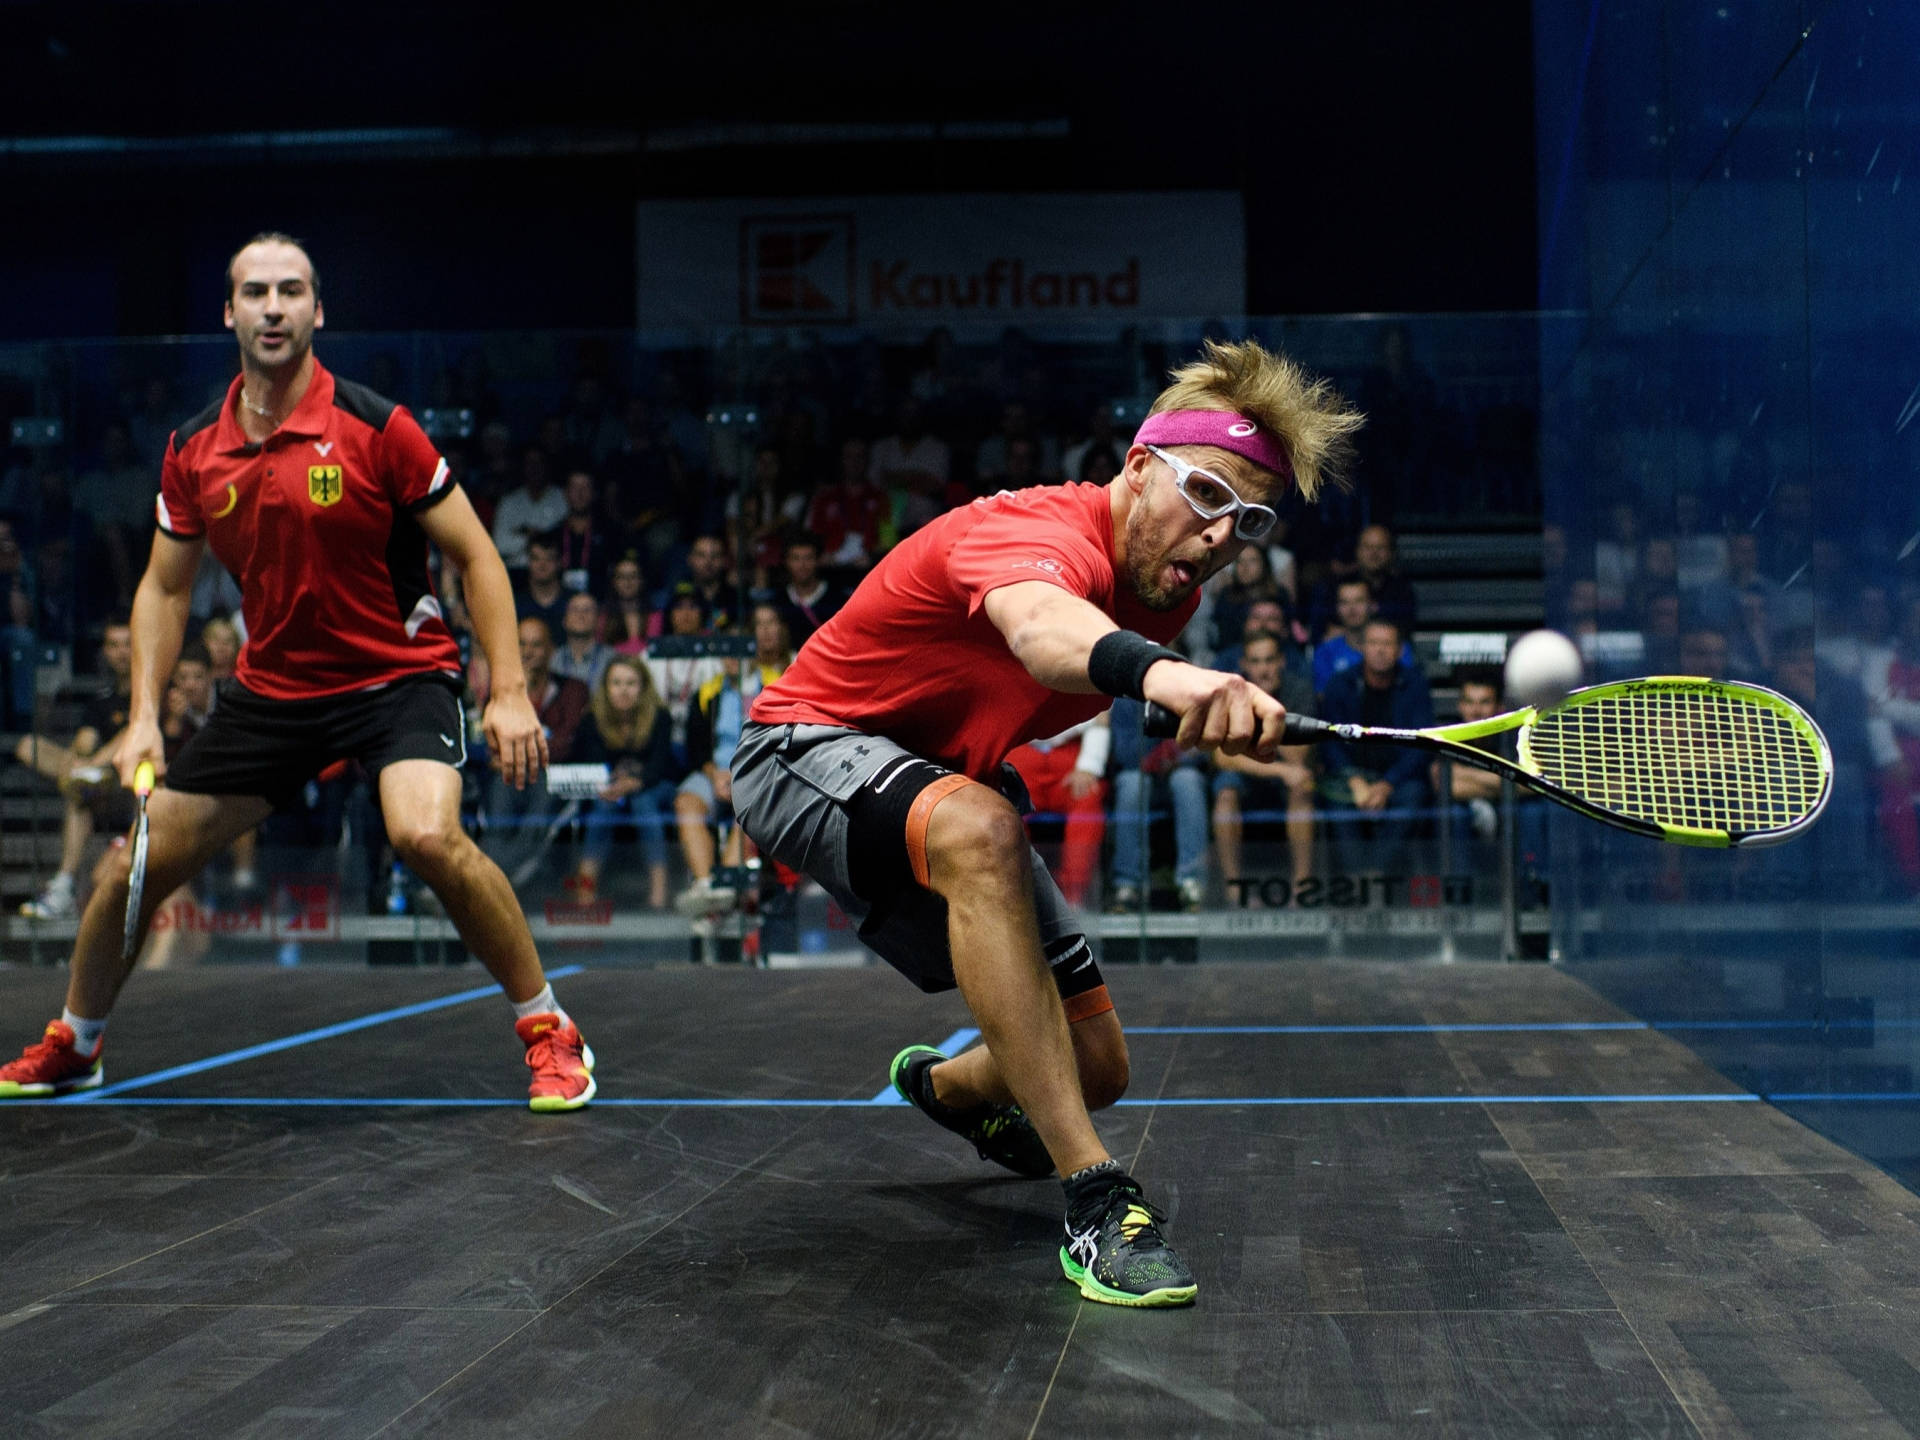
[1145,445,1279,541]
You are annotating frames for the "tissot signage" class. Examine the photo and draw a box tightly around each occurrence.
[639,193,1245,330]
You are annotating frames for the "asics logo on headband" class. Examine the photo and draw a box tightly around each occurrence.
[1132,409,1293,481]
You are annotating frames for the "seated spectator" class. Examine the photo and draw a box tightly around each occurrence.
[976,434,1044,498]
[774,532,846,648]
[1686,531,1779,635]
[673,604,792,913]
[1313,577,1415,694]
[1059,403,1124,490]
[1107,696,1208,913]
[167,640,215,731]
[726,487,788,595]
[1430,667,1543,878]
[1211,632,1318,893]
[645,588,724,769]
[661,533,735,633]
[805,436,887,575]
[551,591,616,690]
[1679,624,1731,680]
[490,446,568,573]
[13,616,134,919]
[603,551,653,655]
[556,469,612,597]
[481,617,589,889]
[1316,619,1434,874]
[1213,599,1303,677]
[974,400,1060,485]
[513,531,570,642]
[1308,523,1418,640]
[1073,443,1124,486]
[200,615,240,685]
[869,398,947,543]
[1204,544,1286,660]
[1005,716,1109,910]
[568,656,681,908]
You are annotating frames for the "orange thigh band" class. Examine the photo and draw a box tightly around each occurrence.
[904,773,978,889]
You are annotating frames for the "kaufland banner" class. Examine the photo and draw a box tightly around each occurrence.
[636,193,1245,330]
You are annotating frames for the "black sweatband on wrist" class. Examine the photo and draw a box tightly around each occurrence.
[1087,630,1184,701]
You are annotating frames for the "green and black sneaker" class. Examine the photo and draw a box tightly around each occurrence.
[889,1044,1056,1178]
[1060,1178,1198,1308]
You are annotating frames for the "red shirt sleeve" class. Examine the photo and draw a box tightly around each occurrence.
[155,433,205,539]
[945,502,1112,618]
[382,406,454,513]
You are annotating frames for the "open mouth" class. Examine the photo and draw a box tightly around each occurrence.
[1167,559,1198,589]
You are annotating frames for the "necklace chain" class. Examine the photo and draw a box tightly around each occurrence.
[241,389,281,420]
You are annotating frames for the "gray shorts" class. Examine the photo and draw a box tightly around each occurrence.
[733,719,1095,996]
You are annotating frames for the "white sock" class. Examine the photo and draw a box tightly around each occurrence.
[46,872,74,895]
[510,983,569,1029]
[62,1008,106,1056]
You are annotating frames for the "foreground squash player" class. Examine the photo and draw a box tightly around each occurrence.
[734,339,1362,1305]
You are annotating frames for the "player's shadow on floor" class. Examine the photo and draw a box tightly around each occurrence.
[864,1177,1061,1241]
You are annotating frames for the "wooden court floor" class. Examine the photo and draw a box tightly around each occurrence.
[3,960,1919,1438]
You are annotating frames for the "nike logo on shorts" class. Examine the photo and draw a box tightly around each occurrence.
[440,734,458,748]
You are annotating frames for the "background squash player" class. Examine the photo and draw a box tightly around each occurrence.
[733,339,1362,1306]
[0,233,595,1111]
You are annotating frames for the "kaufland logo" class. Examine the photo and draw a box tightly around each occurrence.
[869,256,1141,313]
[741,215,855,323]
[740,214,1144,324]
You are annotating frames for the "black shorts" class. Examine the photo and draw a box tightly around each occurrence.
[165,673,467,810]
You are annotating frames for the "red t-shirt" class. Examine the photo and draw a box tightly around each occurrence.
[156,361,463,700]
[751,482,1197,780]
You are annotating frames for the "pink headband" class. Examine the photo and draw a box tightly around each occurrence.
[1133,410,1294,483]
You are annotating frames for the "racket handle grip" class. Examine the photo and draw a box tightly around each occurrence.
[133,760,155,797]
[1141,702,1334,744]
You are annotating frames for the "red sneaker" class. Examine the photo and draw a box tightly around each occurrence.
[515,1013,596,1112]
[0,1020,103,1098]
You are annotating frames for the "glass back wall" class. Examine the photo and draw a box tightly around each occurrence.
[1533,0,1920,1185]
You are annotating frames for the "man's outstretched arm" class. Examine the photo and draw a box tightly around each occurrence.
[981,580,1282,758]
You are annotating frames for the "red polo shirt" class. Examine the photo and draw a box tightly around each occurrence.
[156,360,463,700]
[751,482,1198,781]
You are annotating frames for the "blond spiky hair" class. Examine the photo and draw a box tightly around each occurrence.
[1147,338,1364,503]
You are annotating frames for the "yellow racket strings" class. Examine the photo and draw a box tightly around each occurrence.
[1526,687,1824,833]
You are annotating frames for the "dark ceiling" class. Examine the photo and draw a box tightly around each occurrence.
[0,2,1539,333]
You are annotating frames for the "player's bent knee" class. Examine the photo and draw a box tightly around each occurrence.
[390,822,467,875]
[928,788,1027,875]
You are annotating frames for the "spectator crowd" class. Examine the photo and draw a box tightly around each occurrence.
[4,330,1916,921]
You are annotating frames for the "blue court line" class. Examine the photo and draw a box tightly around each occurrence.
[24,1090,1920,1110]
[36,1091,1918,1109]
[64,965,586,1102]
[869,1026,980,1105]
